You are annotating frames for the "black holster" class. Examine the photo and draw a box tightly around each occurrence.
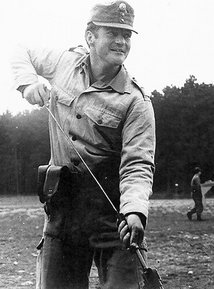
[37,165,73,205]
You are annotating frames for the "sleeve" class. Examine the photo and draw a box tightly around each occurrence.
[11,44,64,90]
[119,95,156,219]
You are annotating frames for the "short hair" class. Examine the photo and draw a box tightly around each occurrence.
[194,167,202,174]
[86,22,100,34]
[85,22,100,47]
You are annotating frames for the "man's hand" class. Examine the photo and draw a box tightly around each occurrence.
[23,83,50,107]
[118,213,145,248]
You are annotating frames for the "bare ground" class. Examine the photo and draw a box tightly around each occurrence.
[0,196,213,289]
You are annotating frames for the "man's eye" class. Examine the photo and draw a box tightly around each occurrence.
[124,33,131,39]
[107,31,115,37]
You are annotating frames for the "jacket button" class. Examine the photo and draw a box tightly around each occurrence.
[97,119,102,124]
[76,114,82,119]
[72,135,77,141]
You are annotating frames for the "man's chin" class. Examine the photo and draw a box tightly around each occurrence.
[111,55,126,66]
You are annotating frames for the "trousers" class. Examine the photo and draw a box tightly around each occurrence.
[36,171,147,289]
[190,194,203,215]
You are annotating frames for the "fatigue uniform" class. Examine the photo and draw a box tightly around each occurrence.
[12,1,156,288]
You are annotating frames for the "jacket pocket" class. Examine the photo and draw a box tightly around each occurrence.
[84,106,122,150]
[85,106,121,129]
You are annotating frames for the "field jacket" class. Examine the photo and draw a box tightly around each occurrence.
[11,45,156,218]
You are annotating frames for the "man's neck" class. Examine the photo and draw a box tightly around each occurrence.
[89,57,121,84]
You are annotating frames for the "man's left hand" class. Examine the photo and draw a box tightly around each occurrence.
[118,213,145,248]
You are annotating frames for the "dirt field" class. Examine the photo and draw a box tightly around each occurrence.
[0,196,213,289]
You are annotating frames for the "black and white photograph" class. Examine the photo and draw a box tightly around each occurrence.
[0,0,213,288]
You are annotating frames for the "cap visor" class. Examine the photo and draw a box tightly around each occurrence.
[92,21,138,34]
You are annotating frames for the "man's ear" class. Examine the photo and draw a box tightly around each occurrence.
[85,31,95,47]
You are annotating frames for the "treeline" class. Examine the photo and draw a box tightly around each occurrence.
[1,75,214,196]
[152,75,214,195]
[0,108,50,195]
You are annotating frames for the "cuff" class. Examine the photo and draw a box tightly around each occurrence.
[124,212,147,229]
[17,85,29,95]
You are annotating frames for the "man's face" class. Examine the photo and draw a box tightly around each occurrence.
[90,26,132,67]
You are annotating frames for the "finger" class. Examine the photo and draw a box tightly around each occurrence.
[41,84,50,96]
[38,84,50,105]
[119,224,129,240]
[122,232,131,247]
[34,89,44,107]
[118,220,127,233]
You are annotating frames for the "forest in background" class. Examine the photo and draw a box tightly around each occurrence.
[1,75,214,197]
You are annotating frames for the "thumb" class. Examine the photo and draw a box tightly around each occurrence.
[41,84,51,106]
[130,228,140,246]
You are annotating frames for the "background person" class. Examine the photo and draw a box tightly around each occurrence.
[11,1,156,288]
[187,167,204,221]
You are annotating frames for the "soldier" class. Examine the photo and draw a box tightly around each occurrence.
[12,1,156,288]
[187,167,204,221]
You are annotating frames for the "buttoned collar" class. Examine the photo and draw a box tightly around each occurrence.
[79,55,132,94]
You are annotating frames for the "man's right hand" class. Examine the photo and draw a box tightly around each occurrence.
[118,213,145,248]
[23,83,50,107]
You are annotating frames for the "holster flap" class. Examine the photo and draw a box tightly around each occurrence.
[37,165,71,203]
[43,165,64,199]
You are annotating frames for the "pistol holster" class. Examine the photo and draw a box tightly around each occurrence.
[37,165,72,204]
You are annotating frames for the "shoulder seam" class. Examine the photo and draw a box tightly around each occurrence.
[131,77,147,99]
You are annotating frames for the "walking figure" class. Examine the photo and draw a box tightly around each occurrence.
[187,167,204,221]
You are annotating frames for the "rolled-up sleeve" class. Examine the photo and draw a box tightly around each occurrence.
[119,96,156,218]
[11,45,63,89]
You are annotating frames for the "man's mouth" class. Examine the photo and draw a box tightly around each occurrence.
[111,48,125,53]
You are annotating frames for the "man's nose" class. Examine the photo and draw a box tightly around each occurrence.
[115,35,125,45]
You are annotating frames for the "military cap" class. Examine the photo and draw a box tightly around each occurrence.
[88,0,137,33]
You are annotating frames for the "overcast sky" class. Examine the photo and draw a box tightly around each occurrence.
[0,0,214,114]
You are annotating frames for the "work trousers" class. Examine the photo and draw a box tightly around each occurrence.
[36,172,147,289]
[190,194,203,216]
